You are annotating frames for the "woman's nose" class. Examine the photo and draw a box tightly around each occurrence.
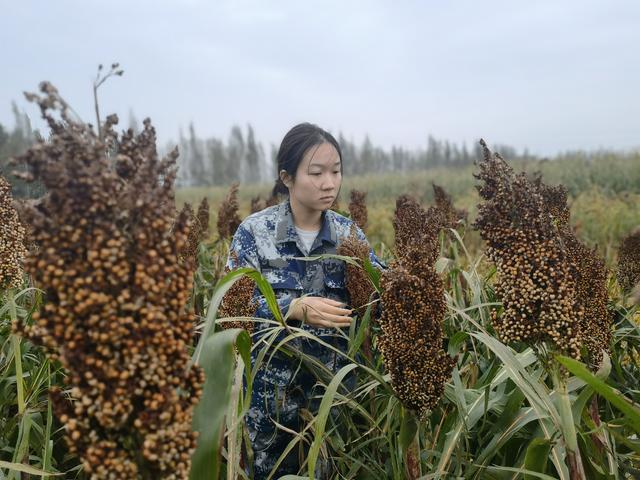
[321,175,336,190]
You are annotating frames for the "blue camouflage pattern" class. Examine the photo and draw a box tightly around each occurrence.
[225,199,383,479]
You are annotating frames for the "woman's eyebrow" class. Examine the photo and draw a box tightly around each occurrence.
[309,161,341,168]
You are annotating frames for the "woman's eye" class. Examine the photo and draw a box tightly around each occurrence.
[310,173,322,176]
[333,171,340,174]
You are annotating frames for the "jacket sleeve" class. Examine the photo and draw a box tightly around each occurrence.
[226,223,295,323]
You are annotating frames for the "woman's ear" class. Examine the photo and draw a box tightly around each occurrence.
[279,170,293,189]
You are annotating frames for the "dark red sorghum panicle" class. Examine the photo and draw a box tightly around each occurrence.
[13,82,204,479]
[336,226,374,315]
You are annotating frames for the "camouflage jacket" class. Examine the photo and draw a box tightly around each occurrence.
[226,200,383,382]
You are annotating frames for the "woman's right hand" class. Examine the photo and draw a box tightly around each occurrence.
[287,297,353,328]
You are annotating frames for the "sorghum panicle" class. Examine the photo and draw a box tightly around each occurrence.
[432,183,467,229]
[13,82,204,479]
[348,189,368,232]
[336,226,374,315]
[216,183,241,240]
[0,174,27,290]
[379,195,453,419]
[393,194,443,268]
[196,197,210,240]
[180,197,210,265]
[473,140,583,358]
[217,253,257,334]
[617,227,640,295]
[538,180,612,367]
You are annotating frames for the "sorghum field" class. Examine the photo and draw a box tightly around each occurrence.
[1,83,640,480]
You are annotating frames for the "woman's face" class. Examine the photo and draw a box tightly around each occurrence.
[282,142,342,213]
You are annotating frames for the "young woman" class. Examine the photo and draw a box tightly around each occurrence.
[226,123,383,479]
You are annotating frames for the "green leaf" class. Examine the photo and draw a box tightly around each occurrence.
[0,460,62,476]
[523,438,551,480]
[190,328,251,480]
[362,257,381,293]
[556,354,640,433]
[307,363,358,480]
[483,465,559,480]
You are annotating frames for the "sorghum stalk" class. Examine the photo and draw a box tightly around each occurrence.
[552,367,586,480]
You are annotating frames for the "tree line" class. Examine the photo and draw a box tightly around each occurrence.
[172,123,531,187]
[0,104,543,193]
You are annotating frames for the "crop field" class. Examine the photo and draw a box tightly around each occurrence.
[178,154,640,264]
[1,84,640,480]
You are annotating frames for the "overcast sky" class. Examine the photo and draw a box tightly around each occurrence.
[2,0,639,156]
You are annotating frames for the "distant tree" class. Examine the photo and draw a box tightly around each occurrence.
[0,105,37,197]
[245,124,261,184]
[207,137,228,185]
[360,135,375,174]
[177,127,191,186]
[188,123,206,186]
[227,125,244,183]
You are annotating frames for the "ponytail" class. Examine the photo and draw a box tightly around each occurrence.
[271,178,288,198]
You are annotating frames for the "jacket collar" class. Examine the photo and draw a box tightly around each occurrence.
[275,199,337,247]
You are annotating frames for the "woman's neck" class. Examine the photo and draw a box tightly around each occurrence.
[289,197,322,231]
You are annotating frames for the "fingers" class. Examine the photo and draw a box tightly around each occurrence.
[298,297,354,328]
[323,304,353,316]
[323,298,347,307]
[326,314,353,327]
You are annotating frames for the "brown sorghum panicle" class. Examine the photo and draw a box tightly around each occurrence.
[392,194,443,268]
[473,140,583,358]
[336,226,374,315]
[618,227,640,295]
[217,253,257,334]
[13,82,204,479]
[196,197,210,240]
[180,197,210,265]
[538,180,612,367]
[379,196,453,419]
[0,174,27,290]
[348,189,368,232]
[217,183,241,240]
[432,183,467,229]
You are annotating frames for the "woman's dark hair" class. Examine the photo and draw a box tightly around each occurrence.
[272,123,343,197]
